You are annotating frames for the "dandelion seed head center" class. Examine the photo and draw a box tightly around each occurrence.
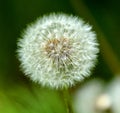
[44,37,72,62]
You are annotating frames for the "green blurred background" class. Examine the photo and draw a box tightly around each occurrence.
[0,0,120,113]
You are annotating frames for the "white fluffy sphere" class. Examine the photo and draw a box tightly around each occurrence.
[17,13,99,89]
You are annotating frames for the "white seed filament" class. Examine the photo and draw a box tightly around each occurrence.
[44,37,72,71]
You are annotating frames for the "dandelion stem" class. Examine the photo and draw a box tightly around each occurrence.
[61,89,74,113]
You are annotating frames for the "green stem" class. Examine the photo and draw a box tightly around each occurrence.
[60,89,74,113]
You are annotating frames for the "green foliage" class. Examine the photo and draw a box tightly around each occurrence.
[0,84,66,113]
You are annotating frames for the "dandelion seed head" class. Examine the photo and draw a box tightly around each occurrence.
[17,13,99,89]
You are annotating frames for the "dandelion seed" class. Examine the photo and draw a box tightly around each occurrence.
[17,13,99,89]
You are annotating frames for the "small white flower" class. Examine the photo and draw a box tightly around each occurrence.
[17,13,99,89]
[73,77,120,113]
[73,79,104,113]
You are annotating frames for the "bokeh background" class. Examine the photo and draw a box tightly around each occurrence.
[0,0,120,113]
